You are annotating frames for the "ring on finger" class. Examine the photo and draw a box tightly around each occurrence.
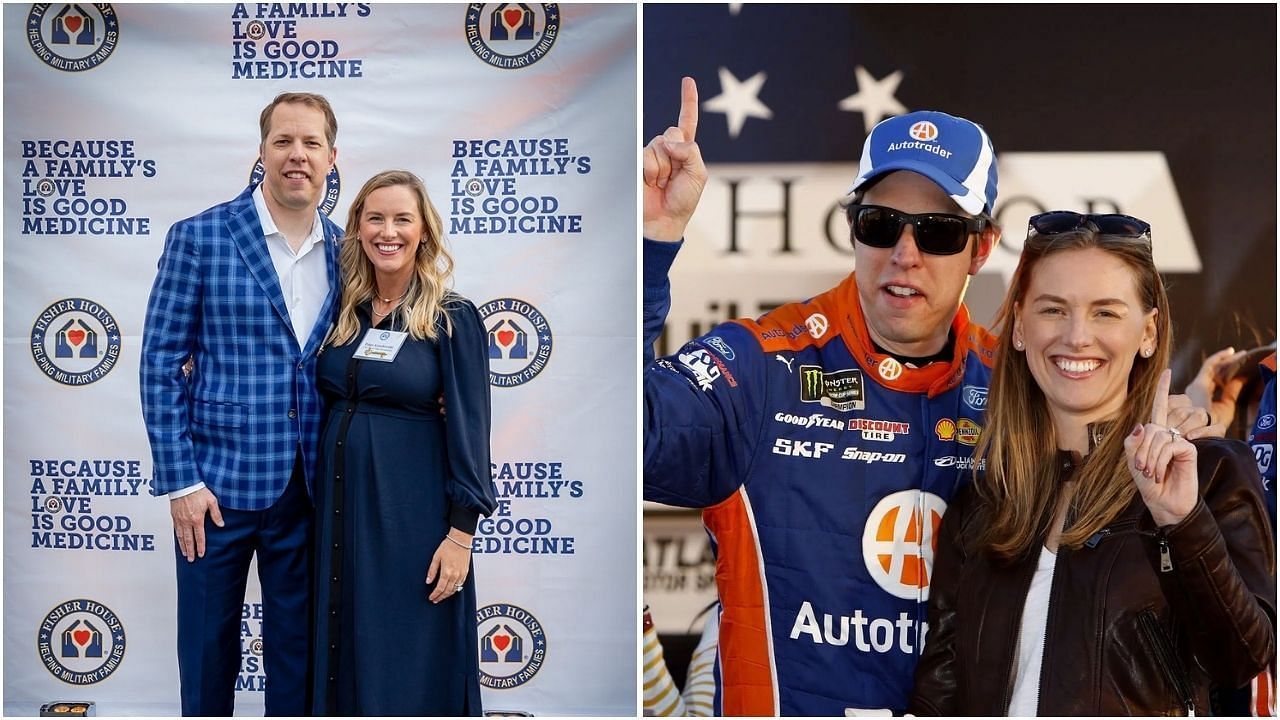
[454,583,464,592]
[1167,425,1182,441]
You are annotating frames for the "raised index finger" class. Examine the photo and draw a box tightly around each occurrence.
[1150,368,1171,426]
[678,76,698,143]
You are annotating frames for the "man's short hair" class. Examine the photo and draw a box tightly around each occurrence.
[259,92,337,148]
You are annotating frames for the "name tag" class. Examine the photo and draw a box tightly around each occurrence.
[354,328,408,362]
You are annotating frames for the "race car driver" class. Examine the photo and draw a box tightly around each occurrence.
[642,78,1000,716]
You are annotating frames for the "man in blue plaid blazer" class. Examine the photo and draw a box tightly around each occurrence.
[141,93,342,716]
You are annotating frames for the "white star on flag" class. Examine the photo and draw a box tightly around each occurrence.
[838,66,908,134]
[703,67,773,139]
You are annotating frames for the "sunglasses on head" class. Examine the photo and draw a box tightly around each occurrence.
[1027,211,1152,242]
[847,204,987,256]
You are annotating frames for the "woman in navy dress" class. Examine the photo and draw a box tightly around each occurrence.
[312,170,497,716]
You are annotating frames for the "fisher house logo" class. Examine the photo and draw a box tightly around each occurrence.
[37,599,127,684]
[31,298,122,386]
[27,4,119,72]
[477,603,546,689]
[249,161,341,216]
[464,3,560,69]
[479,298,553,388]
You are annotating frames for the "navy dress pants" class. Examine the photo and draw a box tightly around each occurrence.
[174,464,312,717]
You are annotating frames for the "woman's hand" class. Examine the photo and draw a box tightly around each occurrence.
[1165,392,1225,440]
[1125,369,1199,526]
[426,529,473,603]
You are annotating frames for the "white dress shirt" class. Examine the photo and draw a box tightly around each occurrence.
[253,183,330,350]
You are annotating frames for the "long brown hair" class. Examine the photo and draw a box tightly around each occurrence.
[327,170,456,346]
[976,229,1172,560]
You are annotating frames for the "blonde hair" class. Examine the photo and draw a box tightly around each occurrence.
[327,170,456,345]
[976,229,1172,560]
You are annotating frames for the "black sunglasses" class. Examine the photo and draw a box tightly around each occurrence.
[847,204,986,256]
[1028,211,1151,242]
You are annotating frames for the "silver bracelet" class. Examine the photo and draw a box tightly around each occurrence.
[445,533,472,550]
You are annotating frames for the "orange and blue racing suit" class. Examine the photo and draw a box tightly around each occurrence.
[643,238,995,715]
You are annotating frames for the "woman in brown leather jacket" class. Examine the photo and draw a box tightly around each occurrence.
[908,213,1275,716]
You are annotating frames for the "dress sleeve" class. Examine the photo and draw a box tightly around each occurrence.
[438,296,499,534]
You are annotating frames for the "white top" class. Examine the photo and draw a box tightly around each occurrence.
[254,183,330,350]
[1007,545,1058,717]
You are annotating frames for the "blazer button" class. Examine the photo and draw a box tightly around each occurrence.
[288,409,297,419]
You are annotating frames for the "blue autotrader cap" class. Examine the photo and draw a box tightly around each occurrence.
[848,110,998,215]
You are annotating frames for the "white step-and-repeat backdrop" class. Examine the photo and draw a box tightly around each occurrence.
[4,3,637,715]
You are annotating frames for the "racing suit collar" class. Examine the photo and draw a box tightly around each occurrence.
[837,271,981,397]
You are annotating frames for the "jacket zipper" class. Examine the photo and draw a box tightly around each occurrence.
[1088,521,1190,713]
[1138,608,1196,716]
[1083,518,1140,548]
[1000,551,1042,714]
[1005,529,1072,715]
[1086,520,1172,572]
[1031,546,1064,716]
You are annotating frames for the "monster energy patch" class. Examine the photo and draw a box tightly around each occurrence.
[798,365,865,412]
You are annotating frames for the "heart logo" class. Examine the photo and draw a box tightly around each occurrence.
[502,9,522,28]
[493,634,510,652]
[68,330,86,346]
[497,330,515,347]
[65,15,83,33]
[73,630,90,646]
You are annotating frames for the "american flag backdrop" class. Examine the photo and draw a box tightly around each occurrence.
[642,3,1275,373]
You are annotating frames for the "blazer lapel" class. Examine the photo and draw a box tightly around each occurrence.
[229,184,294,338]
